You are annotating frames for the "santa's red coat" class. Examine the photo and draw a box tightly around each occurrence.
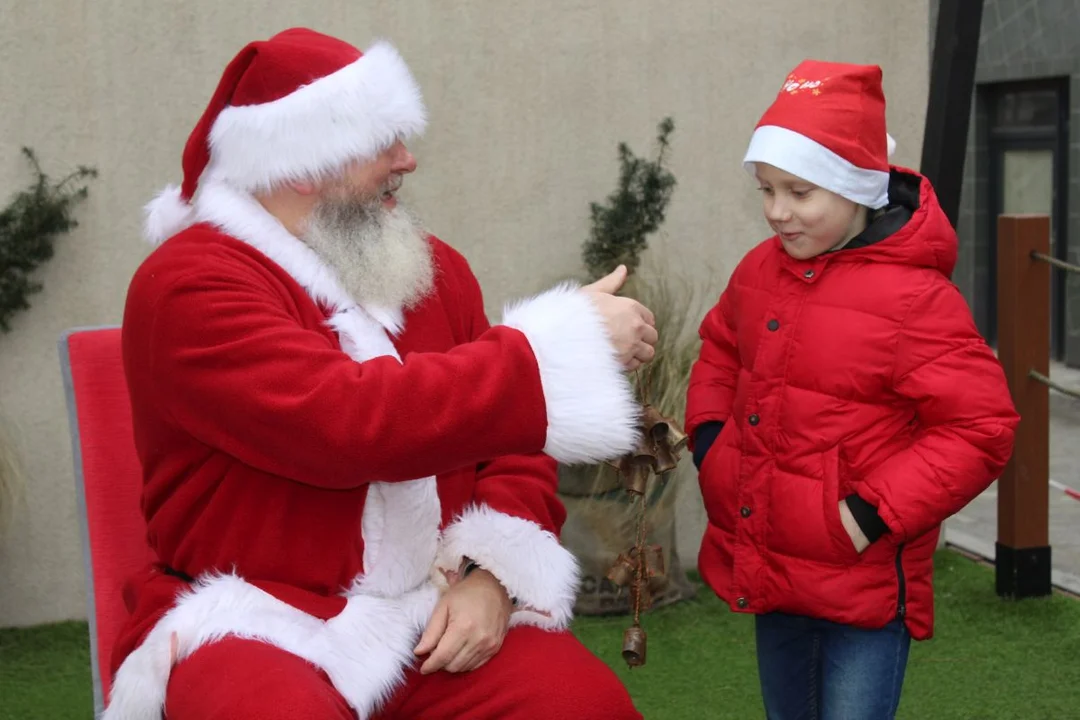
[105,181,639,719]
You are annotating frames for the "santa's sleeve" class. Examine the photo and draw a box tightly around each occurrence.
[135,243,640,490]
[435,455,578,629]
[432,248,586,629]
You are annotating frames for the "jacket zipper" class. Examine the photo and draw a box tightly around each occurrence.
[895,543,907,619]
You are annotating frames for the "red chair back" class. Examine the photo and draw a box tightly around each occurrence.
[59,326,154,716]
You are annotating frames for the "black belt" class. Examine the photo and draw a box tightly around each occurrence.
[162,565,195,583]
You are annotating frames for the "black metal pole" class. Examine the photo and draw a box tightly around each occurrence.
[919,0,984,229]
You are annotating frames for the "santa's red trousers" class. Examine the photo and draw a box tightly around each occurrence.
[164,626,643,719]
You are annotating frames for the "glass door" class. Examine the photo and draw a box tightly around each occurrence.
[1000,146,1061,357]
[985,81,1069,360]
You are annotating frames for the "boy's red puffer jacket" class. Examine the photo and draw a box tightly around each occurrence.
[686,168,1018,640]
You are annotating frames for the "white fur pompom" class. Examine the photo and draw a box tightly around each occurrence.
[886,133,897,158]
[143,185,195,245]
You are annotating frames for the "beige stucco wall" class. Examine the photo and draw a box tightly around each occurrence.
[0,1,929,627]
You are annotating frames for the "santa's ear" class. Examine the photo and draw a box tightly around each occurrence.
[288,179,318,196]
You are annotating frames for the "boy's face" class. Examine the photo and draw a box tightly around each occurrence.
[754,163,866,260]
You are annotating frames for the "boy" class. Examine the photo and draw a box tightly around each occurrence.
[686,60,1019,719]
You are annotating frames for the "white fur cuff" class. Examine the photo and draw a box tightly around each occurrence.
[501,284,640,464]
[435,505,580,630]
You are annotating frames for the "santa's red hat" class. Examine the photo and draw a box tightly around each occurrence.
[742,60,896,209]
[145,28,426,242]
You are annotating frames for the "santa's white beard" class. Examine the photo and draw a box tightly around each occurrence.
[301,197,435,313]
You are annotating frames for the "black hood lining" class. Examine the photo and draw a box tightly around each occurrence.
[837,169,921,252]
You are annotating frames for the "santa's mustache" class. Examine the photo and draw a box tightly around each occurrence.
[382,174,404,195]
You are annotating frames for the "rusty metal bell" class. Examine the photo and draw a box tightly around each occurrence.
[641,405,667,432]
[667,422,688,453]
[647,417,671,446]
[647,573,669,595]
[630,436,659,469]
[615,456,652,495]
[647,567,669,594]
[605,551,637,587]
[622,625,647,667]
[651,444,680,474]
[646,404,688,451]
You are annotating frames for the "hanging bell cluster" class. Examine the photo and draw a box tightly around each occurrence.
[606,405,688,495]
[604,404,688,668]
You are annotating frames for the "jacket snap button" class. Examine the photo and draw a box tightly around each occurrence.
[740,506,752,518]
[736,597,749,609]
[767,319,779,331]
[748,414,760,426]
[803,269,815,279]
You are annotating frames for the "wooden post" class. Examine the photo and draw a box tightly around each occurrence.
[996,214,1052,599]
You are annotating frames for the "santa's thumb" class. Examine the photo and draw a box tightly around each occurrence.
[584,265,628,295]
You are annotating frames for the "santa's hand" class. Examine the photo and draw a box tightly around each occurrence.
[582,265,658,371]
[414,568,513,674]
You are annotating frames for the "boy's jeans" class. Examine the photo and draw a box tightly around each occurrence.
[755,612,911,720]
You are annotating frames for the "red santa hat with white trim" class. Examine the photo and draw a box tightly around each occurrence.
[742,60,896,210]
[144,27,426,243]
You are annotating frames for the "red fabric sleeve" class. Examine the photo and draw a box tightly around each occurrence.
[685,288,741,442]
[145,250,551,490]
[853,280,1019,541]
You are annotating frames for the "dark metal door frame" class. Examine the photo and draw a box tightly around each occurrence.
[984,78,1070,360]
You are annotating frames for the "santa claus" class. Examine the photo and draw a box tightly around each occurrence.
[108,26,656,720]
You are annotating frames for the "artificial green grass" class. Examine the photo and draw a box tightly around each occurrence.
[0,620,92,719]
[2,551,1078,719]
[574,551,1080,719]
